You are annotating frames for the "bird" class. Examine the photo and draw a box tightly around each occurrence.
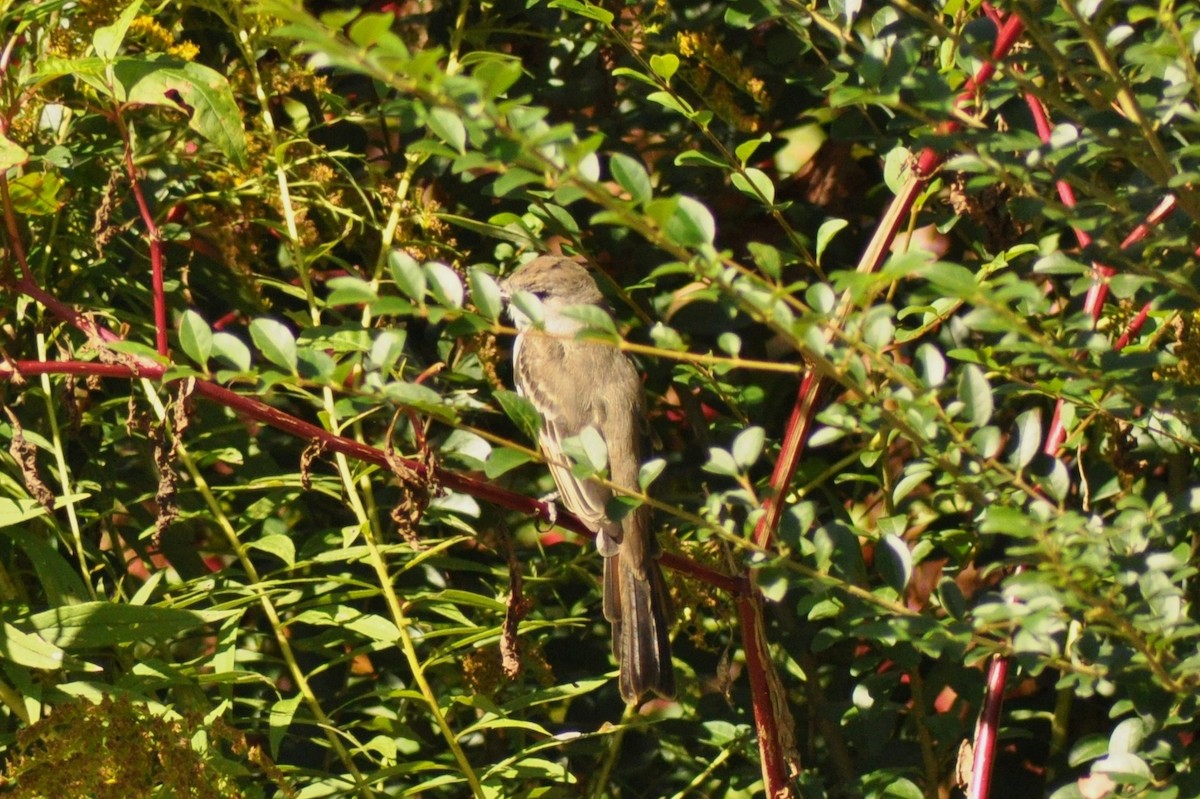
[501,254,675,702]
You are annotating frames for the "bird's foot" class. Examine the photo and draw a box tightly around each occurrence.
[535,491,560,529]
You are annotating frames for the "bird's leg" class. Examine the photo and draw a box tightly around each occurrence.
[535,491,560,529]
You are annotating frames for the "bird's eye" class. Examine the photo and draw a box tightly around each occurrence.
[531,290,549,300]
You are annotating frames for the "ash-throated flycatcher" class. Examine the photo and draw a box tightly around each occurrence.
[502,255,675,702]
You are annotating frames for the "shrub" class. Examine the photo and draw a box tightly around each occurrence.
[0,2,1198,798]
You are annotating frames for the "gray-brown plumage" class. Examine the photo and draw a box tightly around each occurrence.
[502,255,674,702]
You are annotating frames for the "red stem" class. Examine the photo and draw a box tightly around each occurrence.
[0,358,743,594]
[736,13,1030,797]
[0,176,35,286]
[967,653,1009,799]
[1023,92,1115,319]
[752,370,822,550]
[119,117,169,357]
[1112,303,1152,352]
[1039,171,1179,454]
[1120,195,1177,249]
[737,592,795,796]
[15,276,121,343]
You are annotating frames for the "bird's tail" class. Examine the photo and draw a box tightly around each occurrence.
[604,549,675,702]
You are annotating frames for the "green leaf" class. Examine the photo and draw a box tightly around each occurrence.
[491,167,541,197]
[474,56,523,98]
[610,152,652,205]
[484,447,534,479]
[922,261,977,297]
[105,339,169,365]
[2,522,91,604]
[468,267,503,322]
[611,67,658,87]
[212,331,251,372]
[93,0,142,61]
[7,172,64,215]
[178,310,213,366]
[957,365,993,427]
[748,241,782,279]
[28,56,106,87]
[735,134,770,165]
[1011,408,1042,470]
[27,602,212,648]
[649,196,715,248]
[347,12,406,50]
[562,426,608,475]
[384,381,454,421]
[369,328,406,374]
[537,201,581,235]
[718,331,741,356]
[881,778,923,799]
[249,318,298,373]
[290,606,401,642]
[674,150,726,168]
[548,0,615,24]
[646,90,693,117]
[0,622,67,670]
[0,132,28,170]
[1033,252,1088,275]
[510,290,546,329]
[732,426,765,470]
[730,167,775,205]
[893,464,931,504]
[269,694,302,760]
[115,58,248,169]
[424,262,464,308]
[426,106,467,154]
[1108,717,1145,755]
[703,447,739,477]
[326,275,379,306]
[877,535,913,594]
[246,534,296,567]
[561,303,618,338]
[0,497,52,529]
[390,250,427,302]
[816,218,848,265]
[915,343,946,387]
[937,579,966,620]
[639,458,666,490]
[649,53,679,81]
[495,389,541,443]
[883,145,912,194]
[649,323,686,351]
[1093,752,1151,784]
[438,212,539,247]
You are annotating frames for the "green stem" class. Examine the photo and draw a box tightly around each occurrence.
[36,333,95,600]
[139,380,377,797]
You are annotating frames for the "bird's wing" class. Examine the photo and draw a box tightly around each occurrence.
[514,334,618,548]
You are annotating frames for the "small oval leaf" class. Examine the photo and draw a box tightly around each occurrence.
[610,152,652,205]
[249,318,297,373]
[178,310,213,367]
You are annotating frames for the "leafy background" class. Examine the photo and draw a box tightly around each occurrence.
[0,1,1198,798]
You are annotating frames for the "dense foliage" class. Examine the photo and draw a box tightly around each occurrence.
[1,1,1199,798]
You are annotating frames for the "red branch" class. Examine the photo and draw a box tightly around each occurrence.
[119,117,169,357]
[1034,134,1181,452]
[967,652,1010,799]
[737,592,797,796]
[1022,92,1114,320]
[739,13,1028,798]
[978,19,1188,799]
[0,358,744,594]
